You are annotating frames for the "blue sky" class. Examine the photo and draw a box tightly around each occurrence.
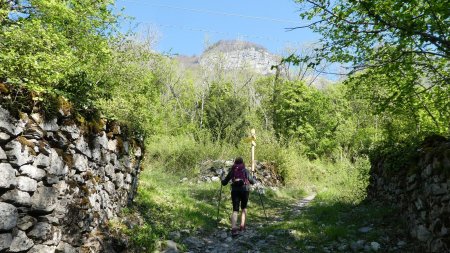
[115,0,320,56]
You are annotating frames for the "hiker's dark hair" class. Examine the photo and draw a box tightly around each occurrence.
[234,157,244,164]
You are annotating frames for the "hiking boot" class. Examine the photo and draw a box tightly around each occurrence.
[231,228,239,236]
[239,225,246,232]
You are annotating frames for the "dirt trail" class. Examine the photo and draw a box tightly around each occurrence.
[182,194,316,253]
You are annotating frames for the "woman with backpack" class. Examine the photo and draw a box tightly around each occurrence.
[221,157,256,236]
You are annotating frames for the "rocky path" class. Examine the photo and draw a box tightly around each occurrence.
[179,194,317,253]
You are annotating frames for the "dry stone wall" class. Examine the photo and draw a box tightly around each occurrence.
[368,137,450,252]
[0,106,143,252]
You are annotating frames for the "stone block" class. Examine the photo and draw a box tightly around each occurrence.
[75,137,91,158]
[1,189,31,206]
[107,139,117,152]
[115,173,124,189]
[5,140,33,167]
[134,146,142,157]
[0,163,16,188]
[0,132,10,142]
[73,154,88,172]
[104,181,115,195]
[61,125,80,139]
[28,222,54,243]
[91,148,101,163]
[0,146,6,160]
[17,215,37,231]
[33,153,51,168]
[125,173,132,184]
[104,164,114,178]
[110,153,118,165]
[46,175,62,185]
[20,164,46,181]
[94,133,108,149]
[17,176,37,192]
[39,118,59,132]
[48,149,67,176]
[30,113,42,124]
[31,186,59,213]
[123,141,129,153]
[0,106,25,136]
[28,244,57,253]
[0,233,12,251]
[56,241,77,253]
[0,203,17,231]
[9,230,34,252]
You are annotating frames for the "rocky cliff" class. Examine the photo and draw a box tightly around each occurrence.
[0,106,143,252]
[177,40,280,75]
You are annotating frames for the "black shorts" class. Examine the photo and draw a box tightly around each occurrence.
[231,191,250,212]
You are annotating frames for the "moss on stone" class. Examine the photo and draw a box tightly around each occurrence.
[116,136,124,154]
[17,136,35,149]
[63,153,74,168]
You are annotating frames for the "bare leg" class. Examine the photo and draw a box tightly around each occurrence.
[240,208,247,228]
[231,211,238,229]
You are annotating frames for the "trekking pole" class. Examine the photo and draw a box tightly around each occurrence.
[216,171,224,226]
[257,185,268,221]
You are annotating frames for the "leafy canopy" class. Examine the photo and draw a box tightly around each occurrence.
[292,0,449,136]
[0,0,121,108]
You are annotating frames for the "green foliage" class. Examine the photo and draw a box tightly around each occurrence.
[294,0,449,80]
[273,81,333,154]
[347,69,449,143]
[203,82,249,145]
[0,0,121,108]
[97,39,162,136]
[292,0,449,141]
[252,75,388,161]
[145,134,246,176]
[275,144,370,203]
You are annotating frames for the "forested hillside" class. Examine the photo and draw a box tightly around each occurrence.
[0,0,448,252]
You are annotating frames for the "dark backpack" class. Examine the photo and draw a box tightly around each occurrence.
[232,164,249,187]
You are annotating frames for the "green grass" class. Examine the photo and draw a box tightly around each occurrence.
[261,189,404,252]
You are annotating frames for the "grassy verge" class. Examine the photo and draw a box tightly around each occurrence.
[261,191,405,252]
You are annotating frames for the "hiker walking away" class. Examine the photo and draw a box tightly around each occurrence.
[221,157,256,236]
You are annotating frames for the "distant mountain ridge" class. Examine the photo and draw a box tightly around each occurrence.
[175,40,280,75]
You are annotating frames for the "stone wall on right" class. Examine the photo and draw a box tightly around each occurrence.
[368,137,450,253]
